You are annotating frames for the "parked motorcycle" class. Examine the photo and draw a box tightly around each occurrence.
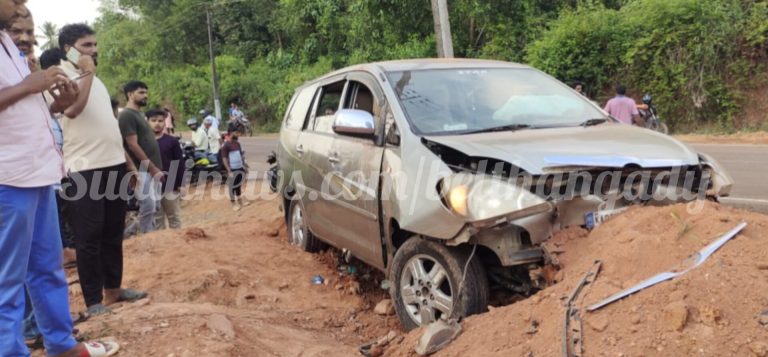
[182,141,228,184]
[639,94,669,134]
[266,151,278,193]
[227,117,253,136]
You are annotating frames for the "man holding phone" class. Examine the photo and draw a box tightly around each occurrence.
[55,23,147,318]
[0,1,119,356]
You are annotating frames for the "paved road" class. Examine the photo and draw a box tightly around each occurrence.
[689,143,768,213]
[240,136,768,213]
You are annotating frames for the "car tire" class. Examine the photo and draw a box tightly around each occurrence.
[390,238,489,331]
[287,198,323,253]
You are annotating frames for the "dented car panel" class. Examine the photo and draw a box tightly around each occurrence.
[423,124,701,175]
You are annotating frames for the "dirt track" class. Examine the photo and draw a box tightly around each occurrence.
[43,180,768,356]
[44,181,400,356]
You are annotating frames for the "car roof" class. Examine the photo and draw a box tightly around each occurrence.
[303,58,532,87]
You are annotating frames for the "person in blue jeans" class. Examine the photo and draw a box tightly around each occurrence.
[0,1,119,355]
[14,13,78,349]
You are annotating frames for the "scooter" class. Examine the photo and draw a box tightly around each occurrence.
[640,94,669,134]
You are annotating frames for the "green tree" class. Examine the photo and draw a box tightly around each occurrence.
[37,21,58,50]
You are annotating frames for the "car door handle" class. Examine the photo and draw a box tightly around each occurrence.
[328,156,340,164]
[296,145,305,155]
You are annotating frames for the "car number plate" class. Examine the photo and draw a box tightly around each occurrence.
[585,207,629,230]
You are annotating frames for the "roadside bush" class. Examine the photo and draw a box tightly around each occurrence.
[526,0,763,131]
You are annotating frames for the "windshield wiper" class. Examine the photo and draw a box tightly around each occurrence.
[580,118,610,127]
[464,123,533,134]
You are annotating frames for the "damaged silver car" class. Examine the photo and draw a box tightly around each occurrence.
[276,59,733,330]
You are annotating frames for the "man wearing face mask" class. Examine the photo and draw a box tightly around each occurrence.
[54,23,147,318]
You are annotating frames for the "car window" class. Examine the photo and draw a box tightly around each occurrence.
[386,68,606,135]
[343,82,376,116]
[311,81,346,134]
[284,85,317,130]
[315,82,344,117]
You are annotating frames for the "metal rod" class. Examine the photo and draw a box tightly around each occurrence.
[587,222,747,312]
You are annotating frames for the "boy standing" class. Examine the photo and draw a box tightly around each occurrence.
[148,109,184,229]
[220,133,251,211]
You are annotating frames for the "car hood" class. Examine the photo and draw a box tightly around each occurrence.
[424,124,700,174]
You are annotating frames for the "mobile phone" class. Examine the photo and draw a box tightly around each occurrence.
[66,47,81,63]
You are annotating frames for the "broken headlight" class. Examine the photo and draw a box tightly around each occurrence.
[441,172,552,228]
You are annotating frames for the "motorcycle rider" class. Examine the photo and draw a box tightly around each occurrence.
[199,109,219,130]
[193,116,221,164]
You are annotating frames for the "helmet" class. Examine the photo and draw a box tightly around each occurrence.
[199,109,208,116]
[642,94,652,105]
[186,118,198,130]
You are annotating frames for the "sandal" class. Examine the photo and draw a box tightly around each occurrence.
[85,304,112,317]
[24,335,44,350]
[115,288,148,303]
[81,340,120,356]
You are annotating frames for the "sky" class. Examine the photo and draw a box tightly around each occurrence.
[27,0,102,54]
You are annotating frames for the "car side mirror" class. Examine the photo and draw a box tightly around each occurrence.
[333,109,375,137]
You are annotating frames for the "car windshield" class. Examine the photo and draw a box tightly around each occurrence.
[387,68,607,135]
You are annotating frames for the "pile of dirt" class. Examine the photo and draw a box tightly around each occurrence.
[386,201,768,356]
[43,182,400,357]
[45,179,768,356]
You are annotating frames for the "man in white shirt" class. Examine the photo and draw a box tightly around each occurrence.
[199,109,219,129]
[56,23,146,317]
[193,116,221,154]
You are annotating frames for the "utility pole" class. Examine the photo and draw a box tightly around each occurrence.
[431,0,454,58]
[206,7,223,122]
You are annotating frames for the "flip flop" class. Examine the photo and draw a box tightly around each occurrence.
[84,304,112,318]
[82,340,120,356]
[24,335,44,350]
[117,288,148,303]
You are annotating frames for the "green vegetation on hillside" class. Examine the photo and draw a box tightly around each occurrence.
[95,0,767,132]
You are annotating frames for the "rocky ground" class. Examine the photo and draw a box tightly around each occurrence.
[37,180,768,356]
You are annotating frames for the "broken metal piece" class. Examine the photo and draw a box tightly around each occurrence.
[563,260,602,357]
[587,222,747,312]
[414,319,462,356]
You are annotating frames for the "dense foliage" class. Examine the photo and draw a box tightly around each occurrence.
[94,0,767,132]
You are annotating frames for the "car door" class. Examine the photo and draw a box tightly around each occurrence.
[325,72,387,269]
[295,77,349,245]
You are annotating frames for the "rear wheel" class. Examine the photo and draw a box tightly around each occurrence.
[287,198,323,253]
[658,122,669,134]
[390,238,489,331]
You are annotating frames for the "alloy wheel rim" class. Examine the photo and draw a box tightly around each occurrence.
[290,204,305,246]
[399,254,454,326]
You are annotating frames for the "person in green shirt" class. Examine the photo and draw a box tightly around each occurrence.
[118,80,163,236]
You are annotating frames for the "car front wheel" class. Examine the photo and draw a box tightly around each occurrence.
[390,238,489,331]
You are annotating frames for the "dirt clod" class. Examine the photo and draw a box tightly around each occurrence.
[750,342,768,357]
[206,314,235,340]
[663,301,689,332]
[374,299,395,316]
[183,227,207,240]
[587,315,609,332]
